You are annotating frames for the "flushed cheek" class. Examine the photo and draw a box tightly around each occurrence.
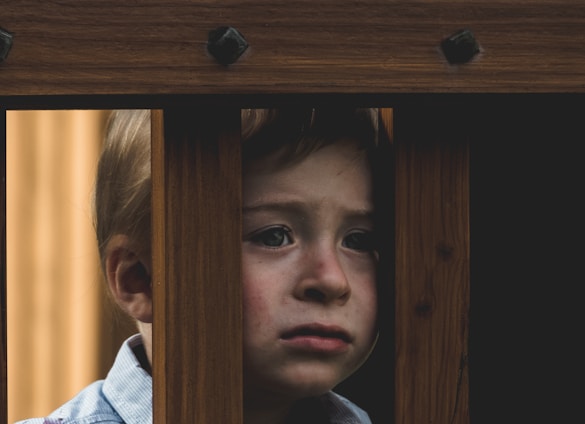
[242,255,294,307]
[241,266,285,340]
[351,281,378,345]
[242,283,271,328]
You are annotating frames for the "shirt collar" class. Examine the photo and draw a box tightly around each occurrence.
[102,334,153,424]
[100,335,369,424]
[320,391,372,423]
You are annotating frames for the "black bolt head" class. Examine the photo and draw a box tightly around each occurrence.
[0,27,14,62]
[441,28,480,64]
[207,26,249,66]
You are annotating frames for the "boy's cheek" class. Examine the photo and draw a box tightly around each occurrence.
[241,264,281,318]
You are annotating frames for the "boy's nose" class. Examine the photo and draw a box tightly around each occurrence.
[294,244,351,305]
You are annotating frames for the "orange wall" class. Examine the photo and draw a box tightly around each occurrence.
[6,110,132,423]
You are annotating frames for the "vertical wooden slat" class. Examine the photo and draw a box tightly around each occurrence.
[394,106,470,424]
[1,108,7,424]
[151,108,243,424]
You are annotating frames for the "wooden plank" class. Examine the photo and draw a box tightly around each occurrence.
[394,106,470,424]
[1,0,585,98]
[151,108,243,423]
[1,108,6,424]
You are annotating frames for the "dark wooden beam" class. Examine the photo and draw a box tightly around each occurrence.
[1,1,585,98]
[394,105,470,424]
[151,108,243,423]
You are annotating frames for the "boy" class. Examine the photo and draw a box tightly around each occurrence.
[18,107,382,423]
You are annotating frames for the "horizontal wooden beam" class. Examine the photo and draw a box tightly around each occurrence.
[1,0,585,99]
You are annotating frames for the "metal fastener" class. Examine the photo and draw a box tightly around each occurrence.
[207,26,249,66]
[0,27,14,62]
[441,28,480,64]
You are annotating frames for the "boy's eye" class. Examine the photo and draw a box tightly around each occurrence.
[343,231,376,252]
[250,227,293,247]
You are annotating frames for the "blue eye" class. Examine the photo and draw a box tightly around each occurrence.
[343,231,376,252]
[250,227,293,247]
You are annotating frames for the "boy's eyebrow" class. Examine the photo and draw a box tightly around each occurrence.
[242,201,309,216]
[242,200,374,221]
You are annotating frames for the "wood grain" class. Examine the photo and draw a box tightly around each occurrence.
[1,0,585,101]
[394,106,470,424]
[151,108,243,424]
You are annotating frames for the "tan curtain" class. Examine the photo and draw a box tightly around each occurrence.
[7,110,134,423]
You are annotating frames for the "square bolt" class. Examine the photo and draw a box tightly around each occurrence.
[207,26,249,66]
[441,28,480,64]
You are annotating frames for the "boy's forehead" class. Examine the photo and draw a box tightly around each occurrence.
[242,137,369,176]
[243,142,373,205]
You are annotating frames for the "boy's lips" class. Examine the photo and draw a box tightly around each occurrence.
[282,323,352,342]
[280,323,352,354]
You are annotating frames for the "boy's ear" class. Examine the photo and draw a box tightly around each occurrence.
[105,234,152,323]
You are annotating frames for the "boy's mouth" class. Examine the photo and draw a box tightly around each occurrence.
[281,323,352,343]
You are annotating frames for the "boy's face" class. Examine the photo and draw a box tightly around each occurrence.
[242,140,378,404]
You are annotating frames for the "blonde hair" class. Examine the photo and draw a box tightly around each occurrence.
[94,110,151,265]
[94,108,379,268]
[241,108,378,169]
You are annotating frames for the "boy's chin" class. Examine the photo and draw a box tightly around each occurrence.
[245,384,333,408]
[250,372,343,401]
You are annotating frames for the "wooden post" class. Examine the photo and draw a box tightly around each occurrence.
[394,106,470,423]
[151,108,243,423]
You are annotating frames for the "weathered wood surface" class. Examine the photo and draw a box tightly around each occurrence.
[394,106,470,424]
[151,108,243,424]
[1,0,585,104]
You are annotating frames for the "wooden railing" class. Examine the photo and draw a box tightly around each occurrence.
[2,1,585,423]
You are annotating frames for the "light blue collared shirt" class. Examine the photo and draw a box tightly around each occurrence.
[15,334,371,423]
[16,334,152,424]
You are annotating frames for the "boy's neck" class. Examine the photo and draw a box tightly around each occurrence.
[244,405,290,424]
[244,392,295,424]
[137,322,153,368]
[131,341,152,375]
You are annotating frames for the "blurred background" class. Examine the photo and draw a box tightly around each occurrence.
[7,110,135,423]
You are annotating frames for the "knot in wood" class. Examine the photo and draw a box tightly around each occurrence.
[436,241,454,261]
[415,301,433,318]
